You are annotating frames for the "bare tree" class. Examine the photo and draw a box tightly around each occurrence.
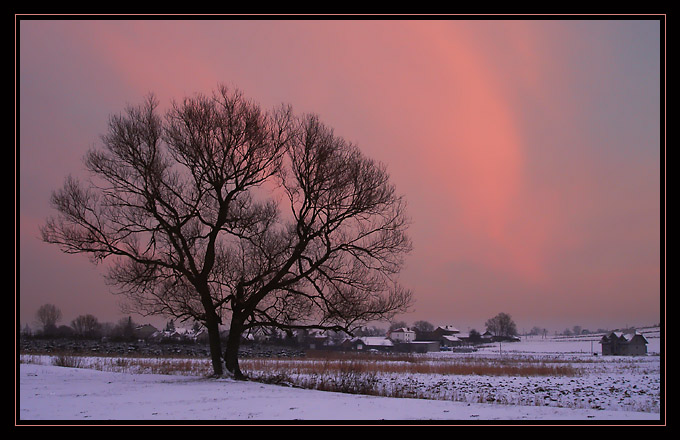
[41,86,412,378]
[35,304,62,335]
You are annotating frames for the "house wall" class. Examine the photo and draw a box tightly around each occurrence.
[390,331,415,342]
[601,342,616,355]
[394,341,440,353]
[624,342,647,355]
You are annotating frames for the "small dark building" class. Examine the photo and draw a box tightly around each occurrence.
[350,337,394,352]
[431,325,460,339]
[393,341,440,353]
[600,331,648,355]
[134,324,159,340]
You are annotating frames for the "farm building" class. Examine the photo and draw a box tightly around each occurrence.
[350,337,394,352]
[393,340,441,353]
[438,325,460,334]
[600,331,648,355]
[440,334,463,347]
[415,325,463,345]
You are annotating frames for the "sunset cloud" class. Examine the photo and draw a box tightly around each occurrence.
[19,19,661,332]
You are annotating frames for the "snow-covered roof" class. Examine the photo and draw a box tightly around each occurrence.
[601,331,648,344]
[440,325,459,332]
[391,327,414,333]
[623,332,649,343]
[356,337,393,346]
[441,335,460,342]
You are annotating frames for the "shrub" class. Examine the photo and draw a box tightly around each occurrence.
[51,355,84,368]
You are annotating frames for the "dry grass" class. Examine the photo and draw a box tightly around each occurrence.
[241,352,580,378]
[25,350,580,378]
[239,351,582,399]
[239,352,581,399]
[19,352,603,409]
[22,354,213,376]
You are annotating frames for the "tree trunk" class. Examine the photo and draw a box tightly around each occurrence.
[204,312,224,376]
[195,282,225,376]
[224,314,246,380]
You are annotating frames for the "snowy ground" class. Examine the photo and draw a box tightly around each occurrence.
[17,330,663,423]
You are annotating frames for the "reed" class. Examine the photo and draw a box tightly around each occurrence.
[240,356,579,377]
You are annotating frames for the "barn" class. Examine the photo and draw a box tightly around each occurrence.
[600,331,648,355]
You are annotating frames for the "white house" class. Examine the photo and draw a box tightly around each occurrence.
[388,327,416,343]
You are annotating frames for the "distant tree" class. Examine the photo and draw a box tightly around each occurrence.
[389,321,409,331]
[355,326,385,337]
[165,319,176,332]
[412,320,434,333]
[112,316,136,340]
[528,326,549,338]
[36,304,62,336]
[484,312,518,338]
[99,322,115,338]
[54,325,75,338]
[71,314,102,339]
[572,325,583,336]
[21,324,33,339]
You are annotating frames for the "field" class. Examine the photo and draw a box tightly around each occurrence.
[18,328,663,422]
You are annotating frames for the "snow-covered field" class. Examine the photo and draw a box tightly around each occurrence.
[18,330,663,423]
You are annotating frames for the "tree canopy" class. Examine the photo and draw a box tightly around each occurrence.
[41,85,413,377]
[485,312,518,338]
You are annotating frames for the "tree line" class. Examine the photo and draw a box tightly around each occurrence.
[23,303,142,341]
[23,302,523,348]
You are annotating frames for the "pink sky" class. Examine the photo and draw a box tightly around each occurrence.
[18,18,662,333]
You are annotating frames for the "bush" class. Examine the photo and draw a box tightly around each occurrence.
[51,355,84,368]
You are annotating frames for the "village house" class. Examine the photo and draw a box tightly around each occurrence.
[600,330,649,355]
[432,325,462,345]
[434,325,460,336]
[414,325,471,349]
[387,327,416,342]
[134,324,159,340]
[300,329,333,350]
[149,325,207,343]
